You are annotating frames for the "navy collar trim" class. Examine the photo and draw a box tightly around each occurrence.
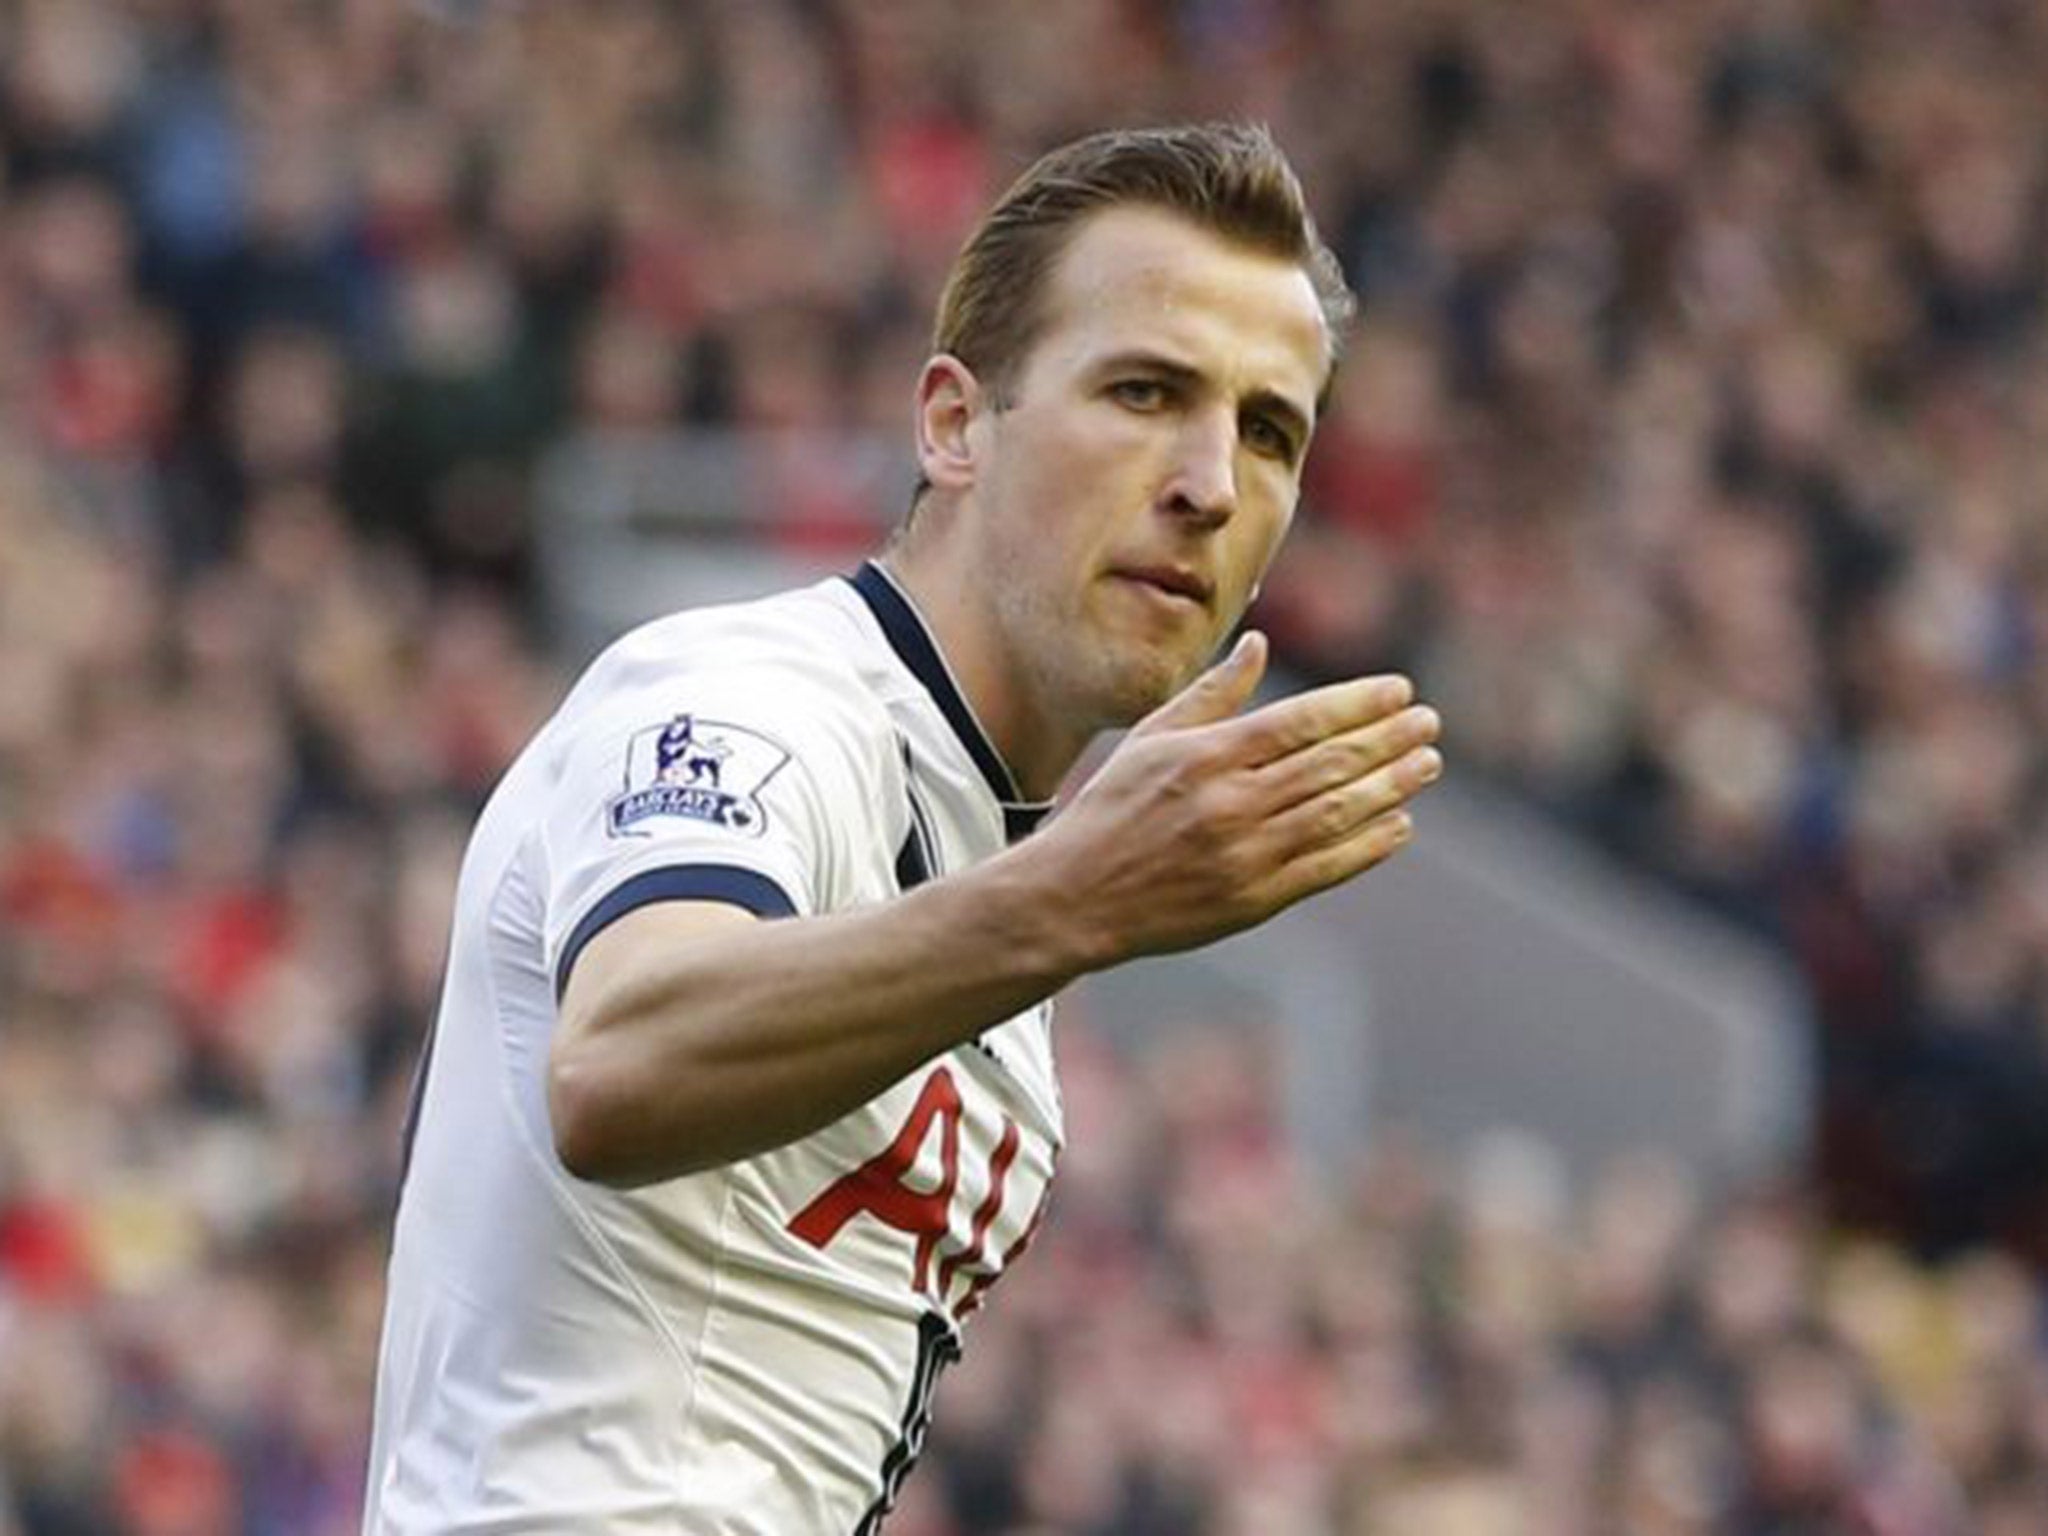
[848,562,1055,839]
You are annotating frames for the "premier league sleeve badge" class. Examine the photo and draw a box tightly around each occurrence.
[606,714,794,838]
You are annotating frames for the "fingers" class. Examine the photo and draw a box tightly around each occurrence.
[1261,736,1442,862]
[1256,703,1442,815]
[1221,671,1416,766]
[1268,806,1418,907]
[1131,630,1269,734]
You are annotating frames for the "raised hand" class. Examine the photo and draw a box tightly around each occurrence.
[1023,631,1443,967]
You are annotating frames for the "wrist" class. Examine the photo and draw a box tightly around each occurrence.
[964,836,1113,986]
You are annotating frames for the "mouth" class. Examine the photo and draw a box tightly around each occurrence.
[1109,564,1215,610]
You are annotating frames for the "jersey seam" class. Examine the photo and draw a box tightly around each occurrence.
[669,1165,742,1503]
[490,832,700,1377]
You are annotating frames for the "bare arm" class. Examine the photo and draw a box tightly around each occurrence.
[549,633,1442,1186]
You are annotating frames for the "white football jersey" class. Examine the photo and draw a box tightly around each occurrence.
[363,564,1064,1534]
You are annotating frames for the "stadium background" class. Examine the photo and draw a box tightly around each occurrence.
[2,0,2047,1531]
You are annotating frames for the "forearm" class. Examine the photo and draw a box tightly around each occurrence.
[549,845,1095,1187]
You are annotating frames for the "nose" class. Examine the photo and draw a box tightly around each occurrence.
[1163,407,1238,528]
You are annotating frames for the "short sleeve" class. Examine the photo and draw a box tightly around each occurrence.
[539,652,885,1001]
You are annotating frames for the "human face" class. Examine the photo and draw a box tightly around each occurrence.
[964,205,1330,738]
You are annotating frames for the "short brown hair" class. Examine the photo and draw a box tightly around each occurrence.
[933,122,1356,406]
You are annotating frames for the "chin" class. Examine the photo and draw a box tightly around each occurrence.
[1095,650,1199,727]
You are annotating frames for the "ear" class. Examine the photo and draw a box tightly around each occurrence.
[915,355,984,494]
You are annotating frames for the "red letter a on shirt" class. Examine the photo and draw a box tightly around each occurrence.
[789,1067,963,1295]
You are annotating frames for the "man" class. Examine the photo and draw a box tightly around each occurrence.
[363,122,1443,1533]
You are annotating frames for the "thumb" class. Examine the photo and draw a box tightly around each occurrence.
[1132,631,1268,735]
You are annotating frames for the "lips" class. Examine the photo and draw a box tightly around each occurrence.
[1111,564,1214,607]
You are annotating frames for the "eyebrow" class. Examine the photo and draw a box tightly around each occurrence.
[1097,349,1315,449]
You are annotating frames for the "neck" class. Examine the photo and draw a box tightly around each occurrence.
[875,543,1090,802]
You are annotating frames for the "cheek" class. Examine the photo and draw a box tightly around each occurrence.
[990,410,1130,518]
[1012,437,1139,547]
[1238,486,1297,578]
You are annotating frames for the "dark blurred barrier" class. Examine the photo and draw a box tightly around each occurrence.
[1090,769,1811,1189]
[535,428,909,661]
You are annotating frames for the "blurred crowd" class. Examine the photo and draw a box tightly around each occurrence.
[2,0,2046,1530]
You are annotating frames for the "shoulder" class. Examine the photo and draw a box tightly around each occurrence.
[545,580,900,798]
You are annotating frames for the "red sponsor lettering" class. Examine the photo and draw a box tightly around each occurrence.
[790,1066,1034,1309]
[956,1180,1050,1319]
[789,1068,964,1294]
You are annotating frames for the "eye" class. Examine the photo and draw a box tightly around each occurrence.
[1109,377,1170,410]
[1243,413,1299,463]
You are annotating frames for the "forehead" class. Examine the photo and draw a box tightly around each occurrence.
[1029,204,1331,411]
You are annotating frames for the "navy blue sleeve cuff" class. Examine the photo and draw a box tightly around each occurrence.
[555,864,799,1001]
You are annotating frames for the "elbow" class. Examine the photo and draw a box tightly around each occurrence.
[547,1038,644,1189]
[547,1046,611,1185]
[547,1028,722,1188]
